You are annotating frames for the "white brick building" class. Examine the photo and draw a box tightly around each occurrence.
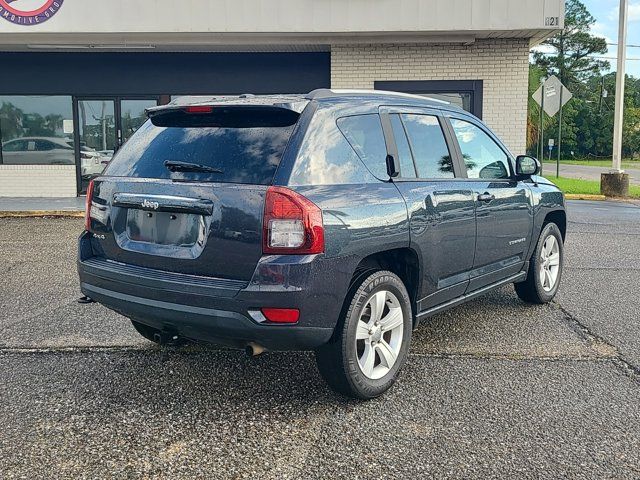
[0,0,563,197]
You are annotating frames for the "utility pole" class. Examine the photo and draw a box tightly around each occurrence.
[602,0,630,196]
[539,78,545,164]
[598,76,605,115]
[612,0,628,172]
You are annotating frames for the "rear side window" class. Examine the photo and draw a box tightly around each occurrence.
[400,114,454,179]
[104,106,298,185]
[337,114,388,180]
[389,114,417,178]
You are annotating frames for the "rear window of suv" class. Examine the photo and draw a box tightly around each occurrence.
[104,106,299,185]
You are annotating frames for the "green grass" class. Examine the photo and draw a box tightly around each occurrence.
[555,159,640,169]
[543,175,640,199]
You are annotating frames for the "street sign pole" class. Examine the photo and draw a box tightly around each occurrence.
[557,86,563,178]
[532,75,572,176]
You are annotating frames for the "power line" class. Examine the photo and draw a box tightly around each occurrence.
[587,56,640,60]
[607,43,640,48]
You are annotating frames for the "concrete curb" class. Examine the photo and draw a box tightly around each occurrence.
[0,211,84,218]
[564,194,607,201]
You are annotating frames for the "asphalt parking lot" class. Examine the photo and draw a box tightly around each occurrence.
[1,200,639,479]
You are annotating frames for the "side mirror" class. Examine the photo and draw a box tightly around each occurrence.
[515,155,541,177]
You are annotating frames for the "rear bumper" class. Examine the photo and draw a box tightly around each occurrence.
[78,231,352,350]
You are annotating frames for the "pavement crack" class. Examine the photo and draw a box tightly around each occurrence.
[564,266,640,271]
[409,352,613,362]
[555,302,640,384]
[0,345,154,354]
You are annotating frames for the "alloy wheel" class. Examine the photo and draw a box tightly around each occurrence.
[355,290,405,380]
[539,234,561,292]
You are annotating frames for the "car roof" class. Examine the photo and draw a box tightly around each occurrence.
[151,89,465,116]
[3,136,70,143]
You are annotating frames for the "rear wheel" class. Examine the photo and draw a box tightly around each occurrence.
[515,222,563,304]
[315,271,412,399]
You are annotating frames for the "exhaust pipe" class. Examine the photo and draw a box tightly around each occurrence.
[153,331,181,346]
[245,342,266,357]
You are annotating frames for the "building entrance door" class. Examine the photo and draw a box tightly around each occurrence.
[74,97,159,193]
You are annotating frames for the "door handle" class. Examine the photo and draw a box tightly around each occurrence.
[477,193,495,202]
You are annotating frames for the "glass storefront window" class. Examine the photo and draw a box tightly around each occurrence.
[0,96,74,166]
[121,99,158,144]
[419,92,472,112]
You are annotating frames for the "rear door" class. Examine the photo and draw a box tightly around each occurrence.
[444,113,533,291]
[382,107,476,310]
[87,105,301,282]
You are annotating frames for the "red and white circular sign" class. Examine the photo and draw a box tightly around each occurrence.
[0,0,64,25]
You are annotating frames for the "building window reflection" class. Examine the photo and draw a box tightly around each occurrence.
[0,96,74,166]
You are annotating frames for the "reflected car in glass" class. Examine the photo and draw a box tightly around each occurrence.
[78,89,566,399]
[1,136,75,165]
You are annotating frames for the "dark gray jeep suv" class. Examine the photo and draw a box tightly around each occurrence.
[78,89,566,398]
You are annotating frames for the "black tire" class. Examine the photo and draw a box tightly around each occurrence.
[315,270,412,399]
[515,222,564,304]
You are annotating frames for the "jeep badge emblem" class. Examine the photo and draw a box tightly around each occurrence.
[142,199,159,210]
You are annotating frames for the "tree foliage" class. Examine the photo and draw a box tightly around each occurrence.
[532,0,609,91]
[529,0,640,159]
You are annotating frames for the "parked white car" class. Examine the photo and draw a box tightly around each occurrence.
[1,137,75,165]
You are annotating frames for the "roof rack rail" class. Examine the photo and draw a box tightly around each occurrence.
[305,88,335,100]
[305,88,449,104]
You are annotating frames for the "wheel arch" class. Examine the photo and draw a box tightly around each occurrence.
[543,209,567,241]
[349,247,421,328]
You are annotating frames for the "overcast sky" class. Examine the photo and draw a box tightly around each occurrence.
[582,0,640,77]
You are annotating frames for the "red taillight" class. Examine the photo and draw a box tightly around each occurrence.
[263,186,324,255]
[84,179,94,231]
[184,105,213,114]
[261,308,300,324]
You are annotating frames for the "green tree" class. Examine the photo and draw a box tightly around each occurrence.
[530,0,613,158]
[0,102,24,141]
[532,0,609,92]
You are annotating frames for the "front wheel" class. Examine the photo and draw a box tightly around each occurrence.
[315,271,412,399]
[515,222,564,304]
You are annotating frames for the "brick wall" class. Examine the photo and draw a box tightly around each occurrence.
[330,39,530,155]
[0,165,76,197]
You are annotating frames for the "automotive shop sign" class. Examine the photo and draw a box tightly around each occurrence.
[0,0,63,25]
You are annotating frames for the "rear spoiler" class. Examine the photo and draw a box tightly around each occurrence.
[146,104,303,128]
[146,97,309,118]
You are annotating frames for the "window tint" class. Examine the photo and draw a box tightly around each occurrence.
[35,140,55,151]
[3,140,26,152]
[450,118,510,179]
[105,109,298,185]
[337,114,388,179]
[289,110,376,186]
[389,114,416,178]
[401,114,454,179]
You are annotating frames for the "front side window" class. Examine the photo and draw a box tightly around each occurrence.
[450,118,510,179]
[401,114,454,179]
[337,114,389,180]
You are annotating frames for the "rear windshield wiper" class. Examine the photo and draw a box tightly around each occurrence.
[164,160,223,174]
